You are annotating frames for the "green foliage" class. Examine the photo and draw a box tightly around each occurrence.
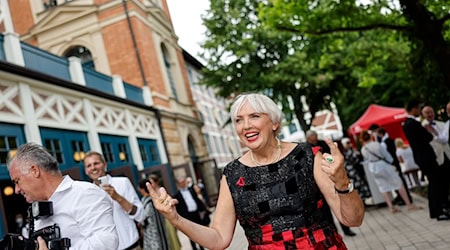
[199,0,450,133]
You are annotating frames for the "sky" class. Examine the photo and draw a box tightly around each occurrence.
[166,0,210,61]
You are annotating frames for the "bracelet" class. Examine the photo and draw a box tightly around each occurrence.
[334,182,354,194]
[127,205,137,215]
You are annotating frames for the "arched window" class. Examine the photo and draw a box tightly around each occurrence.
[161,45,178,100]
[64,45,95,69]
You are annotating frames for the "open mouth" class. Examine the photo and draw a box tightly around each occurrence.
[245,132,259,141]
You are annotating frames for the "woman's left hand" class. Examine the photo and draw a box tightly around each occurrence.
[320,138,349,188]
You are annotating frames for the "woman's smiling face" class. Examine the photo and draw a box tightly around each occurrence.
[234,101,278,149]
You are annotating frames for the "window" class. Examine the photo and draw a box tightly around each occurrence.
[139,144,148,162]
[0,136,18,165]
[71,140,86,163]
[288,123,298,134]
[64,45,95,69]
[118,143,129,162]
[204,134,212,153]
[138,138,160,167]
[44,139,64,163]
[101,143,114,163]
[161,45,178,100]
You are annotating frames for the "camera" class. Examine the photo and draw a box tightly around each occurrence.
[0,201,70,250]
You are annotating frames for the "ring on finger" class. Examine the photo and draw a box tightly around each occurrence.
[159,198,165,204]
[326,156,334,163]
[164,200,170,206]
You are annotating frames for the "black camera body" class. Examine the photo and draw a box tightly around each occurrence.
[0,201,70,250]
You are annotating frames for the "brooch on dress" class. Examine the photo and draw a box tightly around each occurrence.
[236,177,245,187]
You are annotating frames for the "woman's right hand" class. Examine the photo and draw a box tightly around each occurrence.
[146,182,180,224]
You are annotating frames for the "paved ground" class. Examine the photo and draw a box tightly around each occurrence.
[178,193,450,249]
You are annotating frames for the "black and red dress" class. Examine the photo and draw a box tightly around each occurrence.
[223,143,347,250]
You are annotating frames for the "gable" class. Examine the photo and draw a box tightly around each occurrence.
[30,5,97,35]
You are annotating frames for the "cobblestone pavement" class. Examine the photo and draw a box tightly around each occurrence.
[179,193,450,249]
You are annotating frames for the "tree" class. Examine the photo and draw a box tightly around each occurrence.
[261,0,450,107]
[199,0,446,132]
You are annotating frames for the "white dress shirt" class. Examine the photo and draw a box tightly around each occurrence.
[423,120,450,165]
[180,188,198,212]
[107,175,145,249]
[35,176,118,250]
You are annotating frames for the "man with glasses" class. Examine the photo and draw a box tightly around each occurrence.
[7,142,118,249]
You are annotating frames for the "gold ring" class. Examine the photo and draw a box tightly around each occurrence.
[159,198,165,204]
[165,200,170,206]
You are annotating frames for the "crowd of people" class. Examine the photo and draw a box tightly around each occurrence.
[6,94,450,249]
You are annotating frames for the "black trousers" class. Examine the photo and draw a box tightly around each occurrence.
[426,158,450,218]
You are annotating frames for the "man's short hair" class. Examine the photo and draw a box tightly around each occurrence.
[405,99,422,112]
[8,142,59,174]
[305,130,317,138]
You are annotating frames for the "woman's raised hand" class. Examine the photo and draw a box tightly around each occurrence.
[320,138,349,188]
[146,182,180,223]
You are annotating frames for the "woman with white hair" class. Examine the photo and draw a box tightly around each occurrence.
[147,93,365,249]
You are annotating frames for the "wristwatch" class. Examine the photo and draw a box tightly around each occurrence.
[335,182,354,194]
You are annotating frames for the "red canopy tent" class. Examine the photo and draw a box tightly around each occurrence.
[348,104,408,142]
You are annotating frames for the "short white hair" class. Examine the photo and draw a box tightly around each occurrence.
[341,137,350,145]
[230,93,283,135]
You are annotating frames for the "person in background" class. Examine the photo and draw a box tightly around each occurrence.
[402,99,449,221]
[306,130,358,237]
[196,179,211,207]
[84,151,145,250]
[444,102,450,144]
[147,175,181,250]
[340,138,372,203]
[8,142,118,249]
[376,127,413,205]
[394,138,422,189]
[360,130,421,213]
[14,214,26,236]
[421,105,450,214]
[146,93,364,249]
[173,176,207,250]
[138,178,169,250]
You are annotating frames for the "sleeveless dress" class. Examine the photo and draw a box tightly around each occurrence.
[223,143,346,250]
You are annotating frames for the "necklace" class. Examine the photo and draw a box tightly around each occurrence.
[250,138,282,166]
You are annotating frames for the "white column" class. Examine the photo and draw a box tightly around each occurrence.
[83,99,102,152]
[68,56,86,86]
[0,0,25,66]
[0,0,15,33]
[112,75,126,98]
[142,85,153,106]
[125,109,144,170]
[3,32,25,66]
[18,83,41,144]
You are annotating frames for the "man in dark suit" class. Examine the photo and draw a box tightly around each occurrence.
[376,127,413,204]
[402,99,449,221]
[173,176,207,250]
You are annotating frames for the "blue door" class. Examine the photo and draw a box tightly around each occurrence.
[0,122,26,238]
[98,134,137,184]
[137,138,161,167]
[40,128,90,179]
[98,134,134,170]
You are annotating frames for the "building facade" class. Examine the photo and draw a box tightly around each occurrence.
[183,51,242,169]
[0,0,220,236]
